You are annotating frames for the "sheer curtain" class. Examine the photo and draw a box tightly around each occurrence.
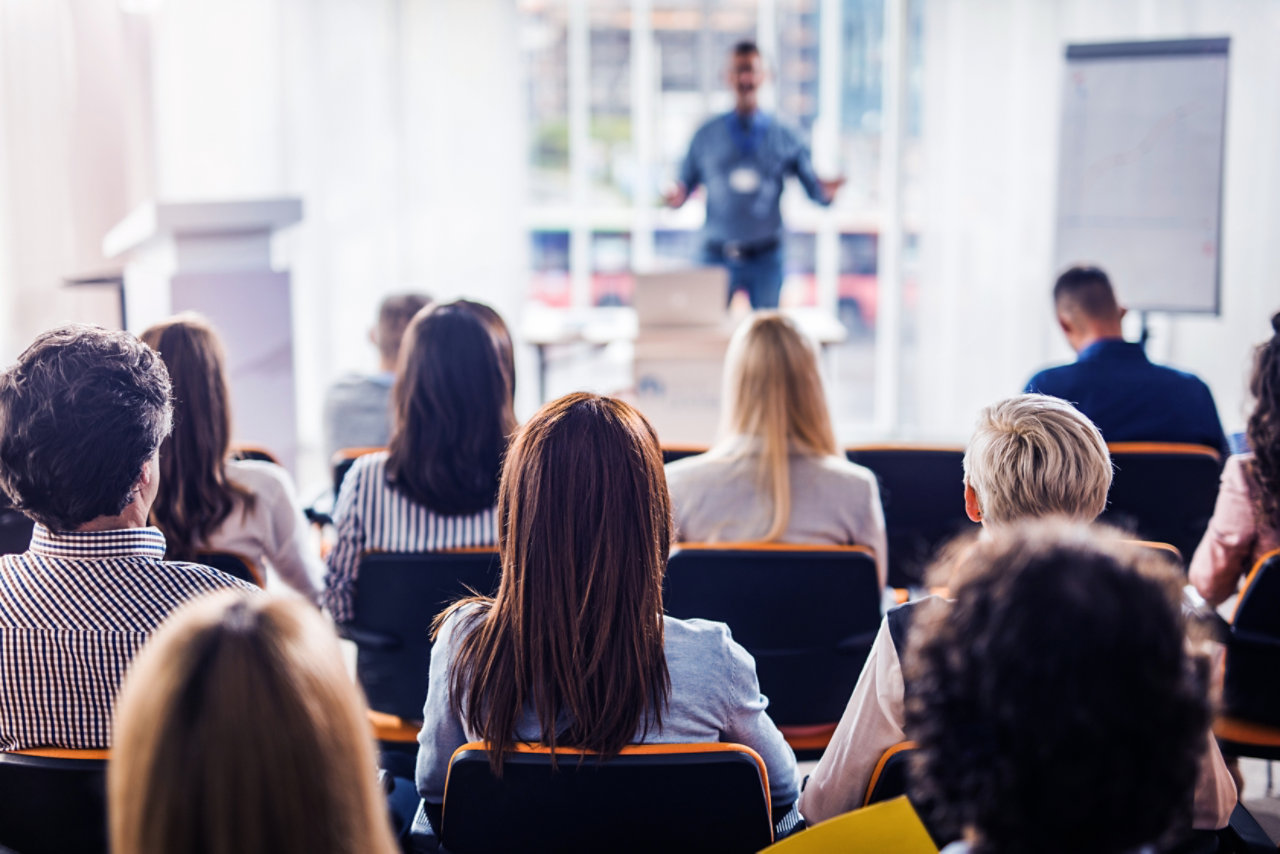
[907,0,1280,438]
[0,0,527,485]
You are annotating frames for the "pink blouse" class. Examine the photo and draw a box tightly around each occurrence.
[1189,454,1280,606]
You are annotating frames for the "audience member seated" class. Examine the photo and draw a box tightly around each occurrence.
[416,393,800,831]
[1191,311,1280,604]
[323,300,516,623]
[142,314,323,601]
[665,312,887,585]
[797,393,1236,829]
[323,291,431,460]
[1025,265,1229,456]
[907,522,1210,854]
[0,325,254,751]
[109,591,397,854]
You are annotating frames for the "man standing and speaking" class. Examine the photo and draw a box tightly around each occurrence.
[666,40,845,309]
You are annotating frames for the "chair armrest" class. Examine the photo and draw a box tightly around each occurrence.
[335,623,401,650]
[836,630,881,653]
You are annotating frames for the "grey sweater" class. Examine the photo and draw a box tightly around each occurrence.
[415,605,800,809]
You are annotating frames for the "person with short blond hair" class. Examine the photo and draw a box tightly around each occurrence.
[110,591,398,854]
[961,393,1112,527]
[798,394,1237,830]
[665,312,886,585]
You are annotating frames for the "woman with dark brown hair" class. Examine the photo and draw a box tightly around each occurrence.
[110,591,398,854]
[142,314,322,600]
[1190,311,1280,604]
[322,300,516,623]
[415,392,798,829]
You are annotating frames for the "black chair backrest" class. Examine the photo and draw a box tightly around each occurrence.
[0,751,108,854]
[664,545,881,726]
[661,445,708,466]
[331,447,384,500]
[844,445,975,589]
[1103,443,1222,565]
[229,445,280,465]
[441,743,772,854]
[195,550,264,587]
[0,504,33,556]
[864,742,915,807]
[347,550,501,722]
[1223,550,1280,727]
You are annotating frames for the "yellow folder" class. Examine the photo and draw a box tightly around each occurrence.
[761,797,938,853]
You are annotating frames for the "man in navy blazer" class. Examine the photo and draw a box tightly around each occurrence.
[1025,265,1229,458]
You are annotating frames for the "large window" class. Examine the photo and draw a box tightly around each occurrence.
[517,0,923,432]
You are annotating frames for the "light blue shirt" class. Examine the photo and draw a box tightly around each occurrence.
[416,605,800,810]
[680,110,829,246]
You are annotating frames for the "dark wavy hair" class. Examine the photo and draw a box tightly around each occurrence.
[904,521,1209,854]
[1246,311,1280,533]
[385,301,516,515]
[0,325,173,531]
[141,315,256,561]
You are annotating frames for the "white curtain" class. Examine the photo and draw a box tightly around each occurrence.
[908,0,1280,438]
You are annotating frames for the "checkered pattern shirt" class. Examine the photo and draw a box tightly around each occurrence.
[0,524,256,750]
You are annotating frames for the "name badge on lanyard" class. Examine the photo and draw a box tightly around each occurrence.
[726,112,768,195]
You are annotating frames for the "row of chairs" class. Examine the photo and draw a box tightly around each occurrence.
[8,733,1277,854]
[331,440,1224,588]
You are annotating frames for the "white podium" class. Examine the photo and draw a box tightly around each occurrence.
[103,198,304,472]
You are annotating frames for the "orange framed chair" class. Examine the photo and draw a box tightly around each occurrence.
[664,543,881,753]
[1103,442,1223,565]
[661,444,709,466]
[844,444,975,589]
[860,742,1276,854]
[195,549,266,588]
[338,549,501,777]
[0,747,110,854]
[429,741,773,854]
[331,446,385,500]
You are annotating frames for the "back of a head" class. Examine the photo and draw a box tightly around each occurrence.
[963,393,1112,526]
[0,324,172,531]
[447,392,672,768]
[386,300,516,514]
[905,521,1208,854]
[140,314,248,558]
[1247,310,1280,532]
[1053,265,1121,325]
[110,592,397,854]
[719,312,838,540]
[375,292,432,364]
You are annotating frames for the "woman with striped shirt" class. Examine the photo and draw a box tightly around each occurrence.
[322,300,516,624]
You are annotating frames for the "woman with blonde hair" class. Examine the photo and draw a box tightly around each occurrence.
[665,311,886,584]
[141,314,322,600]
[109,591,398,854]
[416,393,798,830]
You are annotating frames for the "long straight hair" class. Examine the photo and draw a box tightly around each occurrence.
[141,315,255,560]
[713,312,839,540]
[437,393,672,771]
[110,592,398,854]
[385,301,516,515]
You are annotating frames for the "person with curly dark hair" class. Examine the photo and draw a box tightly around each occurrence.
[905,521,1211,854]
[1190,311,1280,604]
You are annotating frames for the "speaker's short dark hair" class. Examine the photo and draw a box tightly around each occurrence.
[0,325,173,531]
[1053,265,1120,320]
[732,40,760,58]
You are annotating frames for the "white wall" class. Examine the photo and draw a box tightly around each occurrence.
[909,0,1280,439]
